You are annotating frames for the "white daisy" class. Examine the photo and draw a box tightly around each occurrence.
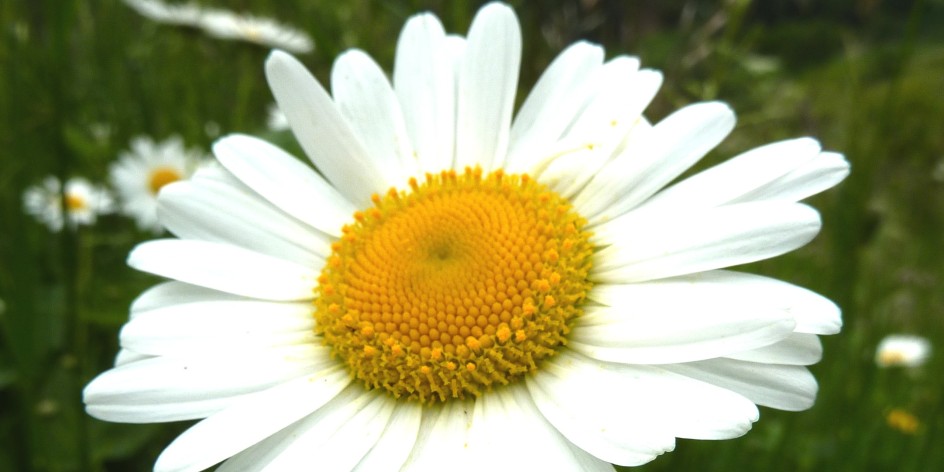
[122,0,202,27]
[875,334,931,368]
[23,176,114,232]
[84,3,850,471]
[198,8,314,54]
[110,135,206,233]
[266,102,290,131]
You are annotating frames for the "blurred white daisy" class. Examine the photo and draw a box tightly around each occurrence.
[198,8,314,54]
[875,334,931,368]
[122,0,202,27]
[85,2,850,470]
[23,176,114,232]
[266,103,289,131]
[124,0,313,54]
[110,136,206,233]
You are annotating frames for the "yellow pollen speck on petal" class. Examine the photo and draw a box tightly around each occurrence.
[314,168,594,403]
[148,166,182,195]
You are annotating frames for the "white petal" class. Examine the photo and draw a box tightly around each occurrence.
[505,41,604,173]
[400,400,474,470]
[733,151,851,203]
[114,349,152,366]
[332,49,418,188]
[589,270,842,335]
[726,333,823,365]
[454,2,521,171]
[130,281,230,314]
[128,239,318,301]
[84,345,329,424]
[592,202,822,283]
[578,102,736,225]
[530,351,758,454]
[393,12,458,174]
[570,304,795,364]
[468,384,598,471]
[265,50,386,206]
[213,134,355,237]
[539,66,663,200]
[121,299,315,356]
[154,366,351,472]
[158,178,330,266]
[663,358,818,411]
[218,386,393,472]
[352,402,423,472]
[526,352,676,466]
[638,137,822,212]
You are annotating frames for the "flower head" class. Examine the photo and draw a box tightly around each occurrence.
[198,9,314,54]
[85,3,849,470]
[109,135,206,233]
[23,176,114,232]
[875,334,931,368]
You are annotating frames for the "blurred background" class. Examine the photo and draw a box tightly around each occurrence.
[1,0,942,470]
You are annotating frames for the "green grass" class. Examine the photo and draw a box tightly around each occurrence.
[1,0,942,470]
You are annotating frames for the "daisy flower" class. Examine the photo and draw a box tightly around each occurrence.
[23,176,114,232]
[198,8,314,54]
[84,3,850,470]
[875,334,931,368]
[122,0,202,27]
[110,135,206,233]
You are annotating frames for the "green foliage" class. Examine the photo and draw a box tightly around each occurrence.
[0,0,941,470]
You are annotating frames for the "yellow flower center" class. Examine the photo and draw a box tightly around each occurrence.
[148,167,183,195]
[65,193,87,211]
[315,168,593,402]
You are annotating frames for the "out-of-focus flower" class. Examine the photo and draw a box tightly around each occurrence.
[197,8,314,54]
[110,136,206,233]
[122,0,202,27]
[23,176,114,232]
[85,2,849,470]
[266,103,289,131]
[875,334,931,368]
[885,408,921,434]
[124,0,313,53]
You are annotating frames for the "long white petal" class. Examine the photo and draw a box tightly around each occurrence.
[265,50,386,206]
[154,366,351,472]
[158,179,330,266]
[400,400,474,471]
[218,386,393,472]
[592,202,822,283]
[589,270,842,335]
[578,102,736,225]
[213,134,355,237]
[454,2,521,171]
[638,137,822,212]
[393,12,458,174]
[128,239,318,301]
[352,402,423,472]
[333,49,418,188]
[570,304,795,364]
[84,345,329,424]
[121,299,315,356]
[733,151,851,203]
[663,358,818,411]
[726,333,823,365]
[506,41,604,173]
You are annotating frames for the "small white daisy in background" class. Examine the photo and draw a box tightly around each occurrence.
[109,135,207,233]
[122,0,202,27]
[266,102,289,131]
[86,2,850,470]
[875,334,931,368]
[197,8,314,54]
[124,0,313,54]
[23,176,114,232]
